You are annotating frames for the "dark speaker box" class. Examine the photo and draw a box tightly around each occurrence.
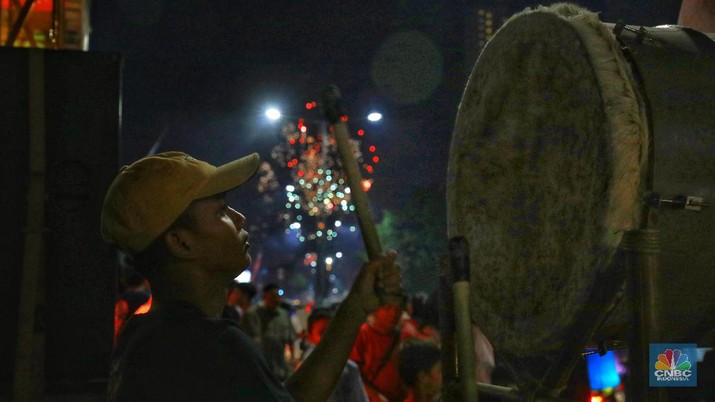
[0,48,122,397]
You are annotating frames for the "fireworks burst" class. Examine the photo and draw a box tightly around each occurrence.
[258,111,379,243]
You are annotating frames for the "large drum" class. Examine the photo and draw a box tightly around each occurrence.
[447,3,715,378]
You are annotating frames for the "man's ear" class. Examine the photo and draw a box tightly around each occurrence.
[163,229,194,259]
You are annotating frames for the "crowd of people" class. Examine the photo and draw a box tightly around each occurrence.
[218,283,447,402]
[216,280,451,402]
[112,256,460,402]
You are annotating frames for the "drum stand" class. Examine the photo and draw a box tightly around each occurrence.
[442,237,582,402]
[442,225,670,401]
[621,216,667,401]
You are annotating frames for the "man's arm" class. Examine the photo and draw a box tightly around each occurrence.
[284,251,402,402]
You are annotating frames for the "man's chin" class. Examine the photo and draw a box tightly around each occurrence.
[235,256,251,273]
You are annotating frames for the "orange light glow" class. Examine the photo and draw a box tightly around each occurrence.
[366,165,373,173]
[361,179,372,192]
[1,0,53,12]
[590,396,603,402]
[134,295,152,315]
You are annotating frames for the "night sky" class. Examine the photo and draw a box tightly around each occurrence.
[87,0,683,294]
[88,0,681,202]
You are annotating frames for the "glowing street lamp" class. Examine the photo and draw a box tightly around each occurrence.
[265,107,282,121]
[367,112,382,122]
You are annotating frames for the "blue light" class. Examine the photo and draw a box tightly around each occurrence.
[586,351,621,390]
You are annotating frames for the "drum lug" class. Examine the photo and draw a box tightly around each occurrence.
[612,21,649,43]
[648,192,709,211]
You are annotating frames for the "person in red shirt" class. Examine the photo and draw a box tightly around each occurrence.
[399,293,440,346]
[350,304,407,402]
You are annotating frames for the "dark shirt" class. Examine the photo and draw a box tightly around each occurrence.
[108,300,295,402]
[222,304,243,325]
[256,306,296,380]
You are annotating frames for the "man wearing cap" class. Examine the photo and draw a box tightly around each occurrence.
[101,151,402,402]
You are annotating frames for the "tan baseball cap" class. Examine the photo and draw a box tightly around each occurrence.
[101,151,260,254]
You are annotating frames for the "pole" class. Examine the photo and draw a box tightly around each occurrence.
[319,86,402,306]
[319,86,382,260]
[450,237,478,402]
[439,254,458,401]
[50,0,62,48]
[13,48,47,402]
[622,227,666,402]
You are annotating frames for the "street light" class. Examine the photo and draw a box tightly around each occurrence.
[266,102,383,126]
[367,112,383,122]
[265,107,282,121]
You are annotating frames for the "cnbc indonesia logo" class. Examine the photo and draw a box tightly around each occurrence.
[654,349,691,380]
[650,344,697,387]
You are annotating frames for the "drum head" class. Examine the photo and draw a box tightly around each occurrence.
[447,4,647,361]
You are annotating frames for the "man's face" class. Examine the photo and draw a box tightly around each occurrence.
[263,288,281,310]
[227,288,247,305]
[182,195,251,275]
[235,289,250,305]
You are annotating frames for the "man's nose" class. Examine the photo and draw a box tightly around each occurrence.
[227,207,246,227]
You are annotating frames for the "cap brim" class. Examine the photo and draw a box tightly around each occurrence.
[199,153,261,198]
